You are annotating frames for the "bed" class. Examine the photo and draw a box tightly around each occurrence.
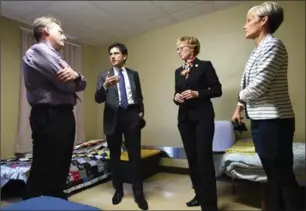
[1,139,111,197]
[222,138,306,187]
[120,149,161,183]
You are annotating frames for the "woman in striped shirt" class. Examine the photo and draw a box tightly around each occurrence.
[232,2,303,210]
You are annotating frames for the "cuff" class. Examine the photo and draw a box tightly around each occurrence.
[74,73,81,81]
[237,102,245,108]
[239,90,246,102]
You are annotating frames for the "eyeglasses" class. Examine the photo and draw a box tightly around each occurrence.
[176,46,188,52]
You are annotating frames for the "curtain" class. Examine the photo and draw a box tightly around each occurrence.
[15,30,37,154]
[15,29,85,154]
[61,43,86,145]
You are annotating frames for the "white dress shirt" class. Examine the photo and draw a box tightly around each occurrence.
[113,66,134,105]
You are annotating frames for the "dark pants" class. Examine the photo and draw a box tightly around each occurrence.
[106,106,143,198]
[23,104,75,200]
[178,117,217,211]
[251,118,304,211]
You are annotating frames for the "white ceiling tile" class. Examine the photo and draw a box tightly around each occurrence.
[21,10,61,25]
[12,9,85,41]
[28,1,120,31]
[100,26,140,41]
[62,24,94,40]
[44,4,112,33]
[80,14,129,33]
[2,1,51,20]
[2,0,243,46]
[138,16,176,32]
[15,1,112,39]
[44,1,104,21]
[90,1,166,24]
[169,2,216,23]
[42,1,90,14]
[152,1,204,14]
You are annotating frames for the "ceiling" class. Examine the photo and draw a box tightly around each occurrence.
[2,1,244,46]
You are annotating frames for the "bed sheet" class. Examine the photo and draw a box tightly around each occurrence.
[1,139,111,194]
[222,142,305,186]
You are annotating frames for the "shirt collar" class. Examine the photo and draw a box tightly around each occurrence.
[113,66,126,72]
[259,34,272,46]
[254,33,273,52]
[183,57,197,69]
[41,40,60,56]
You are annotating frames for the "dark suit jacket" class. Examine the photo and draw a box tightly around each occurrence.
[95,67,144,135]
[174,58,222,122]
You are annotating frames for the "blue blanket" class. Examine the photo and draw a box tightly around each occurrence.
[1,196,101,210]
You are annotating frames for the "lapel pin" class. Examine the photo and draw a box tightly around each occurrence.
[195,64,198,67]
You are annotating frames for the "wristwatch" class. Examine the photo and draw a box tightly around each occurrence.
[74,73,81,81]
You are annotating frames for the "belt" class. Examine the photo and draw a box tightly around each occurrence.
[32,104,74,111]
[118,104,138,110]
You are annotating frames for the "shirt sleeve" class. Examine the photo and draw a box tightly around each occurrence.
[23,45,78,93]
[239,40,286,102]
[74,73,87,92]
[95,71,107,104]
[197,61,222,99]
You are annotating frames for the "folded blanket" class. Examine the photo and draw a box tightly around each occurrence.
[120,149,161,161]
[225,139,256,155]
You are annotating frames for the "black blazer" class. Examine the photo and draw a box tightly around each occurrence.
[95,68,145,135]
[174,58,222,121]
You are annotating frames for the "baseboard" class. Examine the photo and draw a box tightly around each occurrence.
[159,166,189,175]
[158,166,236,184]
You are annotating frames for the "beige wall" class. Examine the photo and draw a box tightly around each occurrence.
[1,1,305,158]
[104,1,305,147]
[0,17,108,158]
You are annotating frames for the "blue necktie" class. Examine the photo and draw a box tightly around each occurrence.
[118,69,128,108]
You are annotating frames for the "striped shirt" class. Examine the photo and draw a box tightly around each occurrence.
[239,34,294,120]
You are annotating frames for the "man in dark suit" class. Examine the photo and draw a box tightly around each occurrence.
[95,43,148,210]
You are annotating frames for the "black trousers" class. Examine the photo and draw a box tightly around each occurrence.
[23,104,75,200]
[251,118,304,211]
[178,117,217,211]
[106,106,143,198]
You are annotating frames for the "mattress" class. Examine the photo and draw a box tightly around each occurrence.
[222,139,306,186]
[0,139,111,195]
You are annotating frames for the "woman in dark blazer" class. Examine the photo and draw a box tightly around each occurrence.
[173,36,222,211]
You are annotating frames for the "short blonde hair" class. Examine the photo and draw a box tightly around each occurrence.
[248,1,284,34]
[177,36,200,56]
[32,16,61,42]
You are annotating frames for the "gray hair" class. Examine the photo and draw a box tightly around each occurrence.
[32,16,61,42]
[248,1,284,34]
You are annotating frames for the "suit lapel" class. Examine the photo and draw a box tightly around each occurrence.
[187,58,201,85]
[126,68,136,98]
[109,68,119,97]
[245,34,272,85]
